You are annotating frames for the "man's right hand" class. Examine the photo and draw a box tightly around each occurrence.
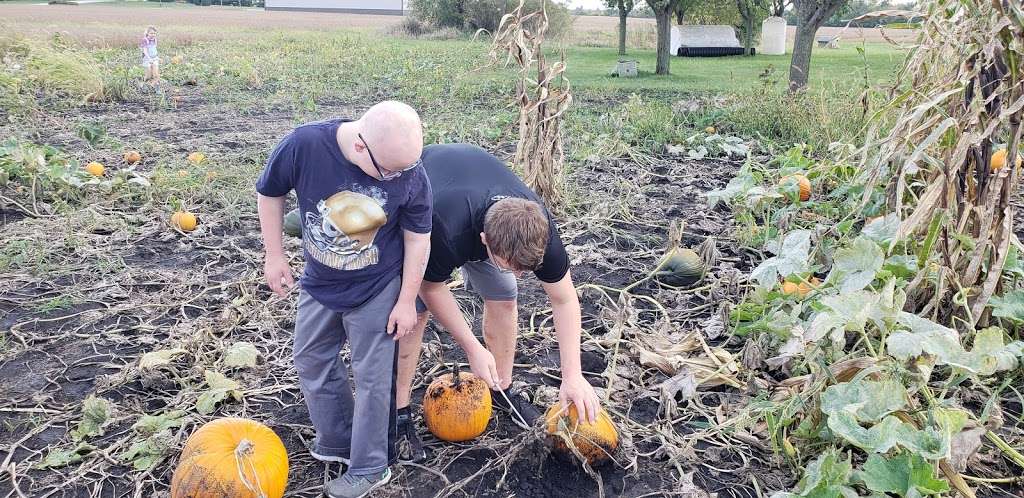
[264,254,294,297]
[467,343,501,390]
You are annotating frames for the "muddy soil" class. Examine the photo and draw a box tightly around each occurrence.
[0,85,791,498]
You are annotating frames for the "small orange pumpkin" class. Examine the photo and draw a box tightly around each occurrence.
[422,363,491,442]
[124,151,142,164]
[187,152,206,165]
[170,418,288,498]
[780,174,811,202]
[781,278,821,298]
[171,211,198,232]
[545,404,618,466]
[991,148,1022,173]
[84,161,105,177]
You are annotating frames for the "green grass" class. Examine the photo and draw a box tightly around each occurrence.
[563,42,906,94]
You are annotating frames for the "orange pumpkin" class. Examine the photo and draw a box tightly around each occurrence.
[422,364,491,442]
[124,151,142,164]
[780,174,811,202]
[85,161,105,177]
[545,404,618,466]
[171,211,198,232]
[781,278,820,298]
[187,152,206,165]
[991,148,1022,172]
[171,418,288,498]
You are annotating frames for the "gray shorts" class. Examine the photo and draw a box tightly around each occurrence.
[416,259,517,313]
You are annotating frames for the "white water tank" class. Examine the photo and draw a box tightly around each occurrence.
[760,16,787,55]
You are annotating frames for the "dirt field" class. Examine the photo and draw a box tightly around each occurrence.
[0,85,775,496]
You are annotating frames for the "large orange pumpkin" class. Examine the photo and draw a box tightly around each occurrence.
[171,418,288,498]
[422,364,491,442]
[780,174,811,202]
[545,404,618,466]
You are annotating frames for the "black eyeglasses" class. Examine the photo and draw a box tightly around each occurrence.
[358,133,421,181]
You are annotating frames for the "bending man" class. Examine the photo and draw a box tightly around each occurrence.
[394,143,600,461]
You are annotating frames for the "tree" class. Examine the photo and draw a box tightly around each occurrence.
[605,0,635,56]
[645,0,687,75]
[789,0,847,91]
[735,0,770,56]
[770,0,790,16]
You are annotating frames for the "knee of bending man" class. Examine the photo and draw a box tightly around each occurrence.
[484,299,518,314]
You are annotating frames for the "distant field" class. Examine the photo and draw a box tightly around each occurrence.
[0,2,919,50]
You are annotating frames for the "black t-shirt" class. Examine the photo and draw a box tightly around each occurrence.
[421,144,570,284]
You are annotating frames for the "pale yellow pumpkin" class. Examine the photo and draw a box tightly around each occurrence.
[170,418,288,498]
[545,404,618,466]
[171,211,198,232]
[84,161,105,177]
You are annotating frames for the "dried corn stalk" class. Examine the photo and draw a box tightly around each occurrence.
[857,0,1023,327]
[487,0,572,210]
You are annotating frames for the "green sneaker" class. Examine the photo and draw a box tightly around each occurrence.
[325,468,392,498]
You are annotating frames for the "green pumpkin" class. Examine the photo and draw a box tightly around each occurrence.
[283,208,302,238]
[655,248,704,286]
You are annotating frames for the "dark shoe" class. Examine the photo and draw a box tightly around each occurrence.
[325,468,392,498]
[491,386,542,429]
[396,408,427,463]
[309,436,351,465]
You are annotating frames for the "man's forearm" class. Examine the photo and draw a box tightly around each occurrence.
[419,282,482,352]
[257,194,286,258]
[543,271,584,379]
[398,231,430,306]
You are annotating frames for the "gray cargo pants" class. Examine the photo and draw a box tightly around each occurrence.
[294,276,399,475]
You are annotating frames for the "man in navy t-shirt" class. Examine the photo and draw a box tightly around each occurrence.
[392,144,601,462]
[256,101,431,498]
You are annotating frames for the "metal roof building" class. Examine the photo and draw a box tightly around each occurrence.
[264,0,404,14]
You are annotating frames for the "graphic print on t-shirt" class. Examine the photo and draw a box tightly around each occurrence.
[303,186,388,270]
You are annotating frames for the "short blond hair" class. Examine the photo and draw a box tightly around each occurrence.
[483,198,549,271]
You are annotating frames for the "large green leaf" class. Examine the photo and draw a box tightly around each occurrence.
[195,370,243,415]
[132,410,185,436]
[989,290,1024,322]
[71,396,114,442]
[770,450,857,498]
[120,429,174,471]
[858,452,949,498]
[889,318,1023,375]
[861,214,900,250]
[750,230,812,289]
[223,341,260,369]
[35,443,96,469]
[706,167,756,209]
[821,379,907,422]
[829,237,884,293]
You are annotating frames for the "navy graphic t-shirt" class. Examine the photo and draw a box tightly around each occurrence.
[420,143,569,284]
[256,119,432,312]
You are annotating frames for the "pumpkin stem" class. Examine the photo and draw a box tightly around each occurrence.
[452,362,461,389]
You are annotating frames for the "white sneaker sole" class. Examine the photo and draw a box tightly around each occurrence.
[310,449,351,465]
